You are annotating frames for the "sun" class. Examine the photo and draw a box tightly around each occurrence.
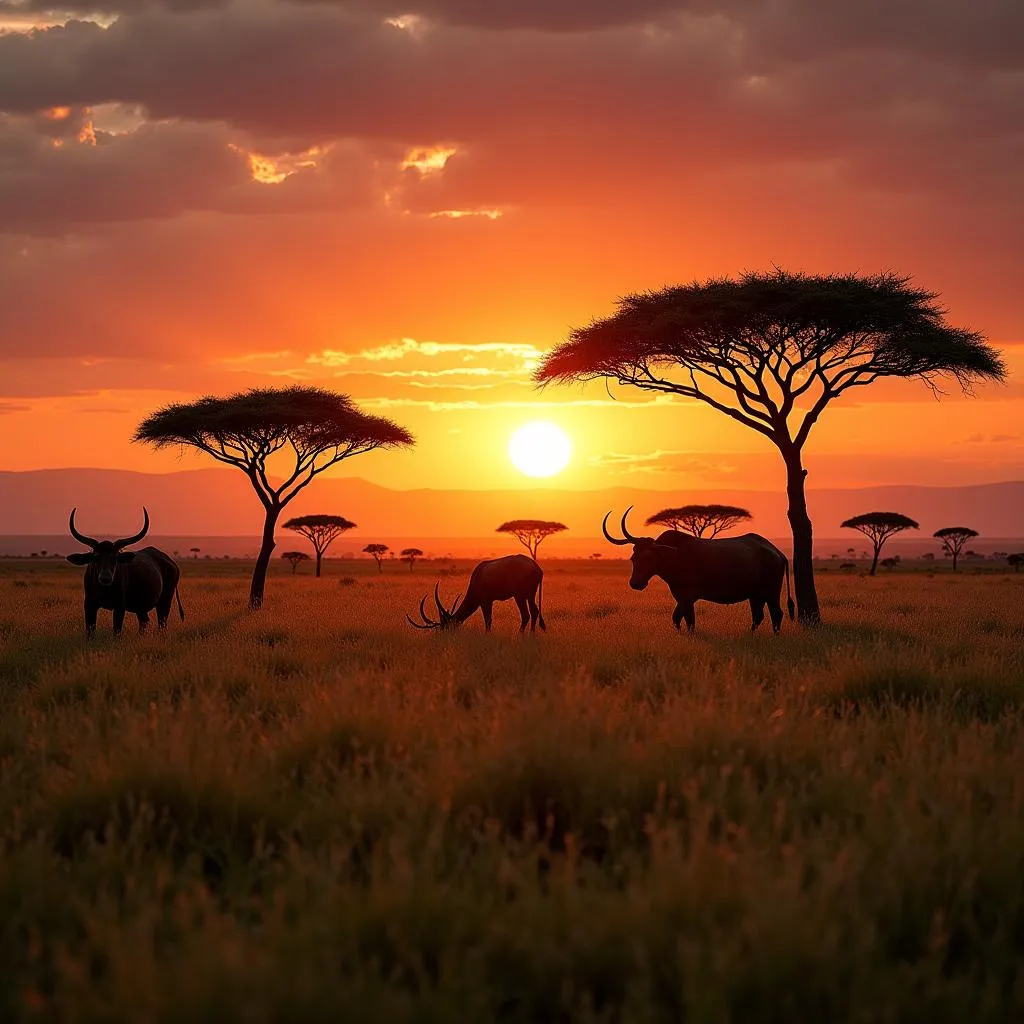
[508,421,572,478]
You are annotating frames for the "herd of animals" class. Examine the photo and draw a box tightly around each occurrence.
[62,505,794,637]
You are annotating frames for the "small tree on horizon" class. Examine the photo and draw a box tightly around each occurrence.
[133,386,414,609]
[534,270,1005,624]
[646,503,752,539]
[1008,553,1023,573]
[282,551,310,574]
[934,527,978,571]
[841,512,919,576]
[364,543,389,572]
[283,514,357,578]
[400,547,424,571]
[496,520,568,560]
[190,547,200,559]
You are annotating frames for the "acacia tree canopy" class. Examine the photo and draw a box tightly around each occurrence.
[535,270,1005,622]
[646,504,752,539]
[496,520,567,559]
[841,512,919,575]
[134,386,413,608]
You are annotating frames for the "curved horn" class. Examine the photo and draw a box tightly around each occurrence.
[406,613,434,630]
[601,510,632,547]
[620,506,646,545]
[419,595,438,626]
[434,581,448,620]
[68,507,99,548]
[115,507,150,550]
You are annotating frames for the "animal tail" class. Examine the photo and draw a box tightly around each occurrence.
[537,574,546,632]
[784,558,795,620]
[175,586,185,621]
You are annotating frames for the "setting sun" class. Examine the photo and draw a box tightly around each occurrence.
[508,421,572,478]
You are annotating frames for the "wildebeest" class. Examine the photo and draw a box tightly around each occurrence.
[407,553,545,633]
[602,507,794,633]
[66,507,184,636]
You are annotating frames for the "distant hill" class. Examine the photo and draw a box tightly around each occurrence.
[0,468,1022,557]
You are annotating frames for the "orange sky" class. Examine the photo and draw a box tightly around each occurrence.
[0,1,1021,496]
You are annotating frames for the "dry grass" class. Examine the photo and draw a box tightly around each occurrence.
[1,557,1023,1022]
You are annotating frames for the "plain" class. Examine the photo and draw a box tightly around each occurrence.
[1,556,1023,1023]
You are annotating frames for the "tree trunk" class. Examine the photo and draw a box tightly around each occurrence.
[869,542,881,576]
[952,550,959,571]
[315,550,323,578]
[249,504,281,610]
[782,449,820,624]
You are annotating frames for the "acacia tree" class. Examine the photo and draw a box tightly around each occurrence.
[401,547,423,571]
[646,504,752,539]
[535,271,1004,623]
[282,551,310,574]
[496,520,567,559]
[840,512,919,576]
[364,543,389,571]
[134,387,414,609]
[283,514,357,578]
[1008,553,1023,573]
[934,527,978,571]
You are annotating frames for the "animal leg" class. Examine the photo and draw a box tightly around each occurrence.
[527,595,540,632]
[515,596,530,632]
[768,601,784,633]
[155,597,172,628]
[137,610,150,633]
[482,602,493,632]
[84,601,98,639]
[672,603,695,633]
[749,599,766,634]
[112,607,126,635]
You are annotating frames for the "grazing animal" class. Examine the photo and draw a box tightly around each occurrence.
[66,507,184,636]
[407,554,545,633]
[602,507,794,634]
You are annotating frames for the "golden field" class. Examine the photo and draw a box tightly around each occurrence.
[1,556,1023,1022]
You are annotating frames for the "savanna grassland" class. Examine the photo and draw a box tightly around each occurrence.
[2,556,1023,1023]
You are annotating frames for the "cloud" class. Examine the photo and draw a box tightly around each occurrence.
[965,431,1021,444]
[309,338,542,366]
[360,395,679,411]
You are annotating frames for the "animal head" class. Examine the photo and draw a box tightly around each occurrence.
[66,507,149,586]
[406,582,463,631]
[602,506,676,590]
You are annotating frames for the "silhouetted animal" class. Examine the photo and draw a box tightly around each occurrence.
[407,554,545,633]
[602,507,794,633]
[66,507,184,636]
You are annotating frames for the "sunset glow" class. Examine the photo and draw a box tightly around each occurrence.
[509,422,572,479]
[0,0,1018,529]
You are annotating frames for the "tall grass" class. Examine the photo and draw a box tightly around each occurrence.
[1,559,1023,1021]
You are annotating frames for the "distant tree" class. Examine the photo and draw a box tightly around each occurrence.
[934,527,978,571]
[535,271,1005,624]
[496,520,567,559]
[645,503,752,539]
[282,551,310,574]
[190,547,200,559]
[840,562,856,571]
[879,557,899,570]
[283,514,357,578]
[1008,553,1023,573]
[134,387,414,609]
[364,543,389,572]
[401,547,424,571]
[840,512,919,576]
[922,552,936,561]
[589,553,603,559]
